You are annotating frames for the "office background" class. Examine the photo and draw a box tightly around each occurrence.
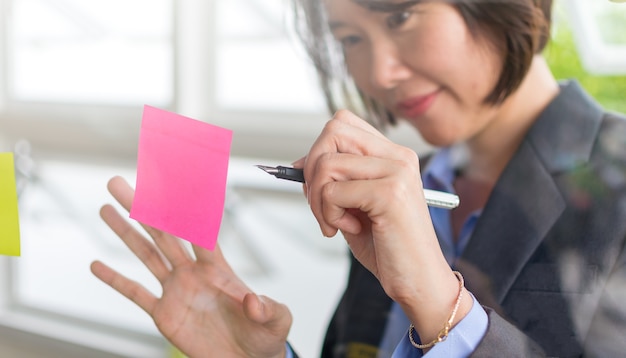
[0,0,624,357]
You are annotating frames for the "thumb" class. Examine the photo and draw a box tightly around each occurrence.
[290,157,308,199]
[291,156,306,168]
[243,293,292,332]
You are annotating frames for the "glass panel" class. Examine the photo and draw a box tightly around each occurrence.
[592,1,626,45]
[549,0,626,114]
[8,0,173,106]
[215,0,325,112]
[15,159,161,335]
[13,156,349,357]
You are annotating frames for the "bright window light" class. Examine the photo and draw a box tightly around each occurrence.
[214,0,325,112]
[565,0,626,75]
[8,0,174,106]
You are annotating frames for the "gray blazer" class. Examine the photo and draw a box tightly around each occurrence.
[320,81,626,358]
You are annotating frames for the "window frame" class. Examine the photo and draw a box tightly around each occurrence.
[0,0,331,162]
[564,0,626,75]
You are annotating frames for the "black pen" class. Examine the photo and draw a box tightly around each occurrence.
[256,165,460,210]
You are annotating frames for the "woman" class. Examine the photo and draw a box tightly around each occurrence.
[91,0,626,357]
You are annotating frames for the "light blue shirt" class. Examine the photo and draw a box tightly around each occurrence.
[385,147,489,357]
[391,292,487,358]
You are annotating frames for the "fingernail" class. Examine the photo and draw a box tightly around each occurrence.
[291,156,306,167]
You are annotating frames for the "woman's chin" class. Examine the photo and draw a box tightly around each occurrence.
[419,131,461,148]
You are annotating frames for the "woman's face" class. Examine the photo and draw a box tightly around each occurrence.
[324,0,505,146]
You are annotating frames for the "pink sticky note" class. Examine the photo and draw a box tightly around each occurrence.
[130,105,233,250]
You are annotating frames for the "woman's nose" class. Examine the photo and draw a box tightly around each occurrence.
[369,43,412,89]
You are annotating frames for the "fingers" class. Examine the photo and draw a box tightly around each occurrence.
[307,152,421,236]
[306,152,365,236]
[319,181,366,235]
[304,115,388,176]
[192,242,222,263]
[302,109,417,209]
[290,157,309,199]
[90,260,157,316]
[328,109,387,140]
[192,243,235,275]
[318,177,410,236]
[242,293,292,334]
[106,176,135,212]
[100,204,171,282]
[291,156,306,168]
[301,110,423,237]
[107,176,192,268]
[306,110,395,161]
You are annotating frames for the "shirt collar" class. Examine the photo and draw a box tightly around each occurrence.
[423,147,457,193]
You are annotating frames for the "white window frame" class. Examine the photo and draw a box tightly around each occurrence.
[176,0,331,160]
[0,0,332,161]
[0,0,176,159]
[564,0,626,75]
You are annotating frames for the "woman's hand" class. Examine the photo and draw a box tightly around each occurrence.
[301,110,470,342]
[91,176,292,358]
[302,110,441,295]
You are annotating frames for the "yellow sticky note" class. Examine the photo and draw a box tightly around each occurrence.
[0,153,20,256]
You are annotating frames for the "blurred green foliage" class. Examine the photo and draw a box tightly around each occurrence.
[544,16,626,114]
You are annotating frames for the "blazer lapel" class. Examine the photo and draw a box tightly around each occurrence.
[459,140,566,304]
[457,80,603,305]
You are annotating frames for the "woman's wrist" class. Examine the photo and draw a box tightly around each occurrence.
[397,269,474,346]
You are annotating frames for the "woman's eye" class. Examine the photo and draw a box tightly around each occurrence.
[386,11,411,29]
[339,35,362,49]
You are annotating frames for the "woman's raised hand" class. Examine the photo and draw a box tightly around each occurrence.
[301,110,469,343]
[90,176,292,358]
[302,110,443,293]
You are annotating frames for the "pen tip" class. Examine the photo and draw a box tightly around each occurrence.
[255,165,276,174]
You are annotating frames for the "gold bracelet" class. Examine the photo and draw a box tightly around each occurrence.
[408,270,465,350]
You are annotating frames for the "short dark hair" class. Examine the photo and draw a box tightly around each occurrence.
[291,0,553,129]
